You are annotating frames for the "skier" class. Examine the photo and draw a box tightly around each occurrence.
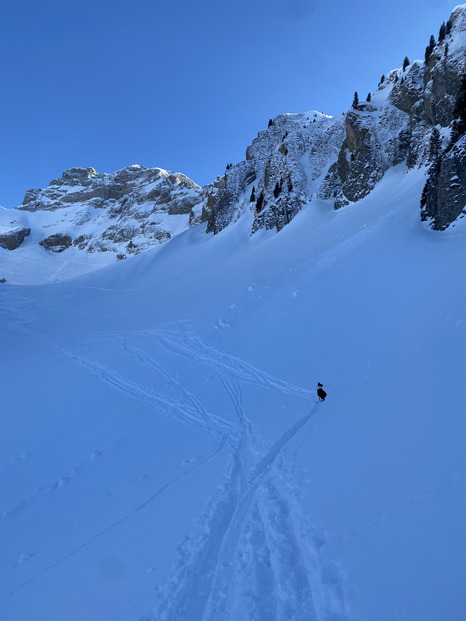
[317,382,327,402]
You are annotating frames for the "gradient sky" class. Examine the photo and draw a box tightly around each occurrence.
[0,0,459,207]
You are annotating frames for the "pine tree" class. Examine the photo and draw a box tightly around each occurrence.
[273,181,281,199]
[379,74,385,86]
[446,18,452,35]
[255,192,265,213]
[250,186,256,203]
[425,34,436,63]
[352,91,359,108]
[268,119,273,128]
[445,42,449,57]
[366,92,371,102]
[403,56,410,71]
[429,126,441,165]
[439,21,446,42]
[450,74,466,143]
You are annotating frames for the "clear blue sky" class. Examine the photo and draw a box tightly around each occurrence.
[0,0,458,207]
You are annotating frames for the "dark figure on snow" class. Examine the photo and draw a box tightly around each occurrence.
[317,382,327,402]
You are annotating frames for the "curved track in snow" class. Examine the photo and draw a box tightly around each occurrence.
[1,307,349,619]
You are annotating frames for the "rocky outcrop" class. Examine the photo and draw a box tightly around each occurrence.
[421,135,466,229]
[417,7,466,230]
[320,103,409,208]
[0,225,31,250]
[19,165,204,216]
[207,7,466,230]
[40,233,73,252]
[207,111,345,234]
[10,164,215,257]
[320,5,466,216]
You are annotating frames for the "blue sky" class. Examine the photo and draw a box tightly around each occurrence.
[0,0,459,207]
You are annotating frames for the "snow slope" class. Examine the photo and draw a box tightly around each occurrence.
[1,165,466,621]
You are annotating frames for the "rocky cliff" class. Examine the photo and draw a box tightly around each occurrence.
[207,4,466,233]
[1,4,465,278]
[0,165,215,260]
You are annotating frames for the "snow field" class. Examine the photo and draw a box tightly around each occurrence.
[1,164,466,620]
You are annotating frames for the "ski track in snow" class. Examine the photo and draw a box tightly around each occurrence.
[1,299,348,619]
[134,340,349,621]
[68,352,234,437]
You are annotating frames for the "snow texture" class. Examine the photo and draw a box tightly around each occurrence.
[1,165,466,621]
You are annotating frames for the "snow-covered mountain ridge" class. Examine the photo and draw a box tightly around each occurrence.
[2,8,466,621]
[0,4,465,285]
[210,3,466,233]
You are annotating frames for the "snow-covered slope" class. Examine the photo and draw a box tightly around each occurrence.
[2,164,466,621]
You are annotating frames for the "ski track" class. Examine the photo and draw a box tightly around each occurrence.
[1,297,348,619]
[68,353,234,438]
[83,325,316,403]
[147,366,349,621]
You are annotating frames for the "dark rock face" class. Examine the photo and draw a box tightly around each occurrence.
[421,135,466,230]
[39,233,73,252]
[320,104,409,208]
[0,226,31,250]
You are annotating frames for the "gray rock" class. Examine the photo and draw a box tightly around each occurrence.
[39,233,73,252]
[320,105,409,208]
[421,134,466,230]
[208,111,345,234]
[0,225,31,250]
[13,164,210,256]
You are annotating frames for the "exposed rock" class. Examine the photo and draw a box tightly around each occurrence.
[0,225,31,250]
[208,111,345,234]
[389,62,424,114]
[320,104,409,208]
[207,162,255,234]
[421,134,466,230]
[40,233,73,252]
[12,164,213,256]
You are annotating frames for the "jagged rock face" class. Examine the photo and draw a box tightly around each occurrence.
[0,225,31,250]
[320,103,409,208]
[10,165,214,257]
[207,5,466,230]
[207,111,345,234]
[417,7,466,231]
[19,165,202,216]
[423,6,466,128]
[207,162,256,234]
[421,134,466,230]
[389,63,425,114]
[321,5,466,213]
